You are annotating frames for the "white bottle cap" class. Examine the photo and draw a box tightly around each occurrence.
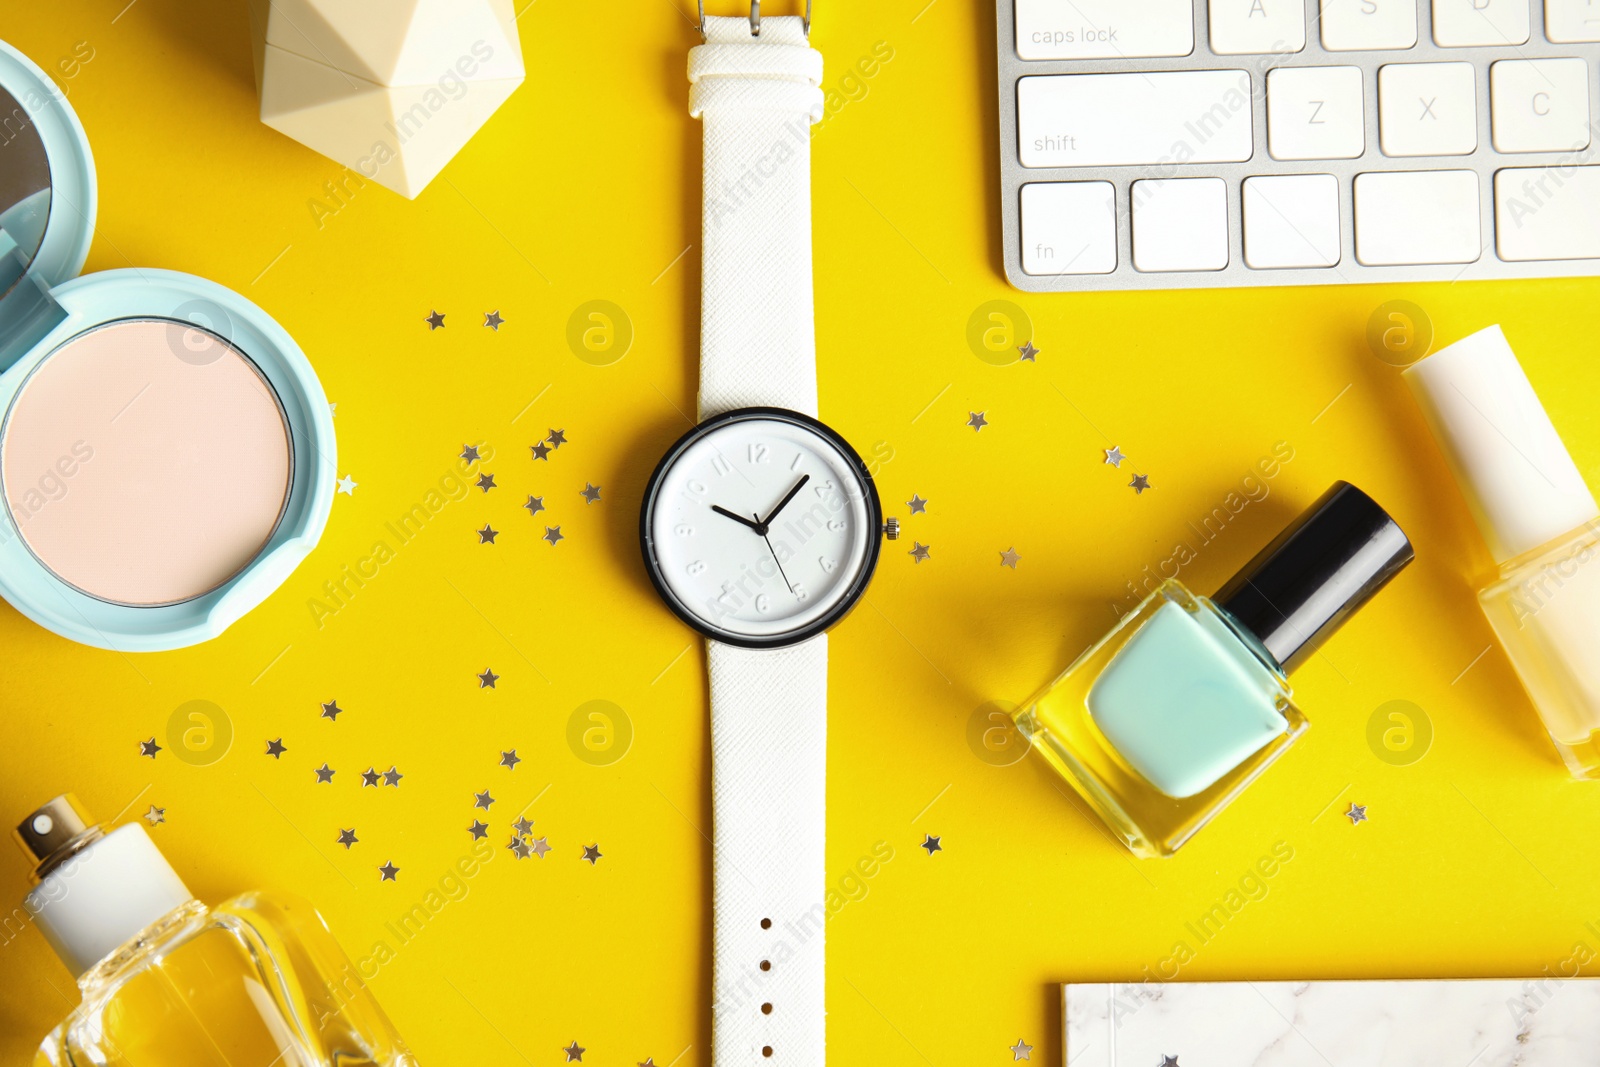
[23,823,193,977]
[1403,325,1598,564]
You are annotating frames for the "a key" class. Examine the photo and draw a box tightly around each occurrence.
[1131,178,1231,272]
[1243,174,1342,268]
[1354,170,1481,265]
[1020,182,1118,275]
[1379,62,1477,156]
[1490,59,1591,154]
[1207,0,1307,54]
[1014,0,1194,60]
[1267,66,1366,160]
[1018,71,1254,168]
[1432,0,1530,46]
[1495,167,1600,260]
[1545,0,1600,43]
[1320,0,1419,50]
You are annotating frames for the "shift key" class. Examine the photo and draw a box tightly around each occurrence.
[1018,71,1255,168]
[1015,0,1195,60]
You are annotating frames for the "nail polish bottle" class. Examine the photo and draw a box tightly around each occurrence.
[1013,482,1413,857]
[1403,325,1600,778]
[14,794,416,1066]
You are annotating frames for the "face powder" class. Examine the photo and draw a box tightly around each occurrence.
[1,318,292,606]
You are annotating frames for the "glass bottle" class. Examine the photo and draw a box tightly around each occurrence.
[14,794,417,1066]
[1014,482,1413,857]
[1404,325,1600,778]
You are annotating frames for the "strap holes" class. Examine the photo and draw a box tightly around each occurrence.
[759,959,772,971]
[762,1047,774,1058]
[761,1003,773,1014]
[760,917,772,929]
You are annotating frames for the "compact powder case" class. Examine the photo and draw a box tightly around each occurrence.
[0,39,335,650]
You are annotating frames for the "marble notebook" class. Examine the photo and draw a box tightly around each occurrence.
[1064,979,1600,1066]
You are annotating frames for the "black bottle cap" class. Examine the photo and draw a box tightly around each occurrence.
[1212,482,1413,675]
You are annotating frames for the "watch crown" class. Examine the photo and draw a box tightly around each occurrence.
[882,518,901,541]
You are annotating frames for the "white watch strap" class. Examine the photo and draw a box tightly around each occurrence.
[707,636,828,1066]
[690,15,823,420]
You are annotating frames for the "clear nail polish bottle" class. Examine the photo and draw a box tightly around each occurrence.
[1013,482,1413,857]
[14,794,417,1066]
[1404,324,1600,778]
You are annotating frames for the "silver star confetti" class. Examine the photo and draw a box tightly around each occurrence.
[476,473,497,493]
[1346,803,1368,825]
[510,837,533,859]
[321,700,342,722]
[966,411,989,432]
[1129,473,1151,494]
[338,828,358,849]
[524,495,545,517]
[909,542,931,564]
[315,763,335,784]
[1000,547,1021,569]
[547,429,567,449]
[531,442,552,461]
[337,475,357,495]
[139,738,162,758]
[265,738,287,759]
[1011,1038,1034,1061]
[382,766,403,787]
[461,444,481,462]
[361,767,380,787]
[1161,1057,1180,1067]
[500,749,521,770]
[582,844,603,865]
[425,310,445,330]
[580,483,601,505]
[530,836,552,858]
[143,805,165,826]
[378,861,400,881]
[468,820,489,840]
[907,494,928,515]
[478,524,498,544]
[921,834,942,855]
[484,310,505,330]
[1017,341,1039,362]
[478,668,500,689]
[1104,445,1126,467]
[564,1041,585,1063]
[474,789,495,811]
[512,816,535,836]
[543,526,564,546]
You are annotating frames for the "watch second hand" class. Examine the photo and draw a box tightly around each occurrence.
[758,513,795,594]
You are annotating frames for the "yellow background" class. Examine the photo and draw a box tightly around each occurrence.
[4,1,1600,1062]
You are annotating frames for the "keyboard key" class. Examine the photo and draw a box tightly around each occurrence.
[1432,0,1529,45]
[1354,170,1481,265]
[1017,71,1254,168]
[1495,167,1600,260]
[1132,178,1230,271]
[1208,0,1307,54]
[1020,182,1118,275]
[1490,59,1591,154]
[1320,0,1419,50]
[1545,0,1600,42]
[1267,66,1366,160]
[1379,62,1477,156]
[1243,174,1342,268]
[1014,0,1194,60]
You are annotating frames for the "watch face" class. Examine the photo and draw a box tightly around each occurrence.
[640,407,884,648]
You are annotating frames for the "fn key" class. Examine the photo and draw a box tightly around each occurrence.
[1021,182,1118,275]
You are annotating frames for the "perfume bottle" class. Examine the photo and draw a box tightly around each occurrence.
[1404,325,1600,778]
[14,795,416,1066]
[1014,482,1413,857]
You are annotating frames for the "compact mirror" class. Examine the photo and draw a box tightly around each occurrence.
[0,81,52,281]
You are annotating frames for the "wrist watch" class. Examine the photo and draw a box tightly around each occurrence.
[638,5,898,1063]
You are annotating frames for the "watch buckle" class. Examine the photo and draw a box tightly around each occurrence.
[697,1,812,39]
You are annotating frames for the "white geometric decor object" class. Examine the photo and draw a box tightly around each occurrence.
[246,0,524,198]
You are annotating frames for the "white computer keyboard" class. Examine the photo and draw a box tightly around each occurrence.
[995,0,1600,291]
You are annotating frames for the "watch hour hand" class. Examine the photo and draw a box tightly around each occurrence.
[711,504,767,534]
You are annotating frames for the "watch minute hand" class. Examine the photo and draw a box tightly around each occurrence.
[760,474,811,526]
